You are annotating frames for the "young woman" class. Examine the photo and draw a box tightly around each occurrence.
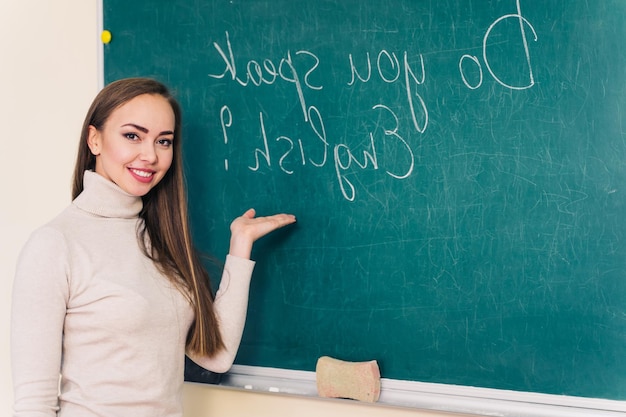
[11,78,296,417]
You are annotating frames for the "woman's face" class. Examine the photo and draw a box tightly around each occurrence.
[87,93,175,196]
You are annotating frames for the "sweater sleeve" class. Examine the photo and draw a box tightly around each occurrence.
[187,254,255,373]
[11,227,69,417]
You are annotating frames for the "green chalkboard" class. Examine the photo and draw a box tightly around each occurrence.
[103,0,626,400]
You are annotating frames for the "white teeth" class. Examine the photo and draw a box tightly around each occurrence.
[131,169,153,178]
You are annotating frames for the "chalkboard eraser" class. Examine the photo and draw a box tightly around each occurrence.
[316,356,381,403]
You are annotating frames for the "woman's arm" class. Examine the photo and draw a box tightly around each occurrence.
[11,228,69,417]
[188,209,295,372]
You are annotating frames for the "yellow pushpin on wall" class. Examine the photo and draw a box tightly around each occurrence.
[101,30,112,44]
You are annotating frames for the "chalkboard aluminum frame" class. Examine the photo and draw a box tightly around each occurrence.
[220,364,626,417]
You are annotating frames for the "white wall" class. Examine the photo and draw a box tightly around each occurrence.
[0,0,99,414]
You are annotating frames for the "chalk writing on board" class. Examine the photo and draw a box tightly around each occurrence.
[208,0,537,201]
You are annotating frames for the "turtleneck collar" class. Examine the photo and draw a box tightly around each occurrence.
[73,171,143,219]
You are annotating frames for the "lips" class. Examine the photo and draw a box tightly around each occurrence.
[128,168,155,183]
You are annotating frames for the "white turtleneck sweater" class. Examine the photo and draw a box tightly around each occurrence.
[11,171,255,417]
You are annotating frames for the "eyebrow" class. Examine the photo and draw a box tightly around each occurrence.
[121,123,174,136]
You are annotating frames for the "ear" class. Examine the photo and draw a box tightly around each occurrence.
[87,125,101,156]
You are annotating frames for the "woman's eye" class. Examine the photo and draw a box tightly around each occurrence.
[124,132,139,141]
[158,138,173,147]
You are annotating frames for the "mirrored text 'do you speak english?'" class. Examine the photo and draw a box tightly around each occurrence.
[208,0,536,202]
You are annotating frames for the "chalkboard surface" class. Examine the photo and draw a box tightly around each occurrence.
[104,0,626,400]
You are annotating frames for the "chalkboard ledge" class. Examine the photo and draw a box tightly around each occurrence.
[220,365,626,417]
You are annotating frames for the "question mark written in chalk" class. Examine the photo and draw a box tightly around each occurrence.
[220,105,233,171]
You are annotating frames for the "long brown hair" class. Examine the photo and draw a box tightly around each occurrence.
[72,77,224,356]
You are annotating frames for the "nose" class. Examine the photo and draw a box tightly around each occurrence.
[139,141,158,163]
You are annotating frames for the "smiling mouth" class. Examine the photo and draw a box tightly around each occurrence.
[129,168,154,178]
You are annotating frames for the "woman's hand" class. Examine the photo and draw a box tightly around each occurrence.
[229,208,296,259]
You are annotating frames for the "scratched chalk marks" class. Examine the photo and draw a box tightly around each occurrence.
[104,0,626,398]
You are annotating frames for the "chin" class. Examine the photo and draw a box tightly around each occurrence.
[122,184,154,197]
[122,177,162,197]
